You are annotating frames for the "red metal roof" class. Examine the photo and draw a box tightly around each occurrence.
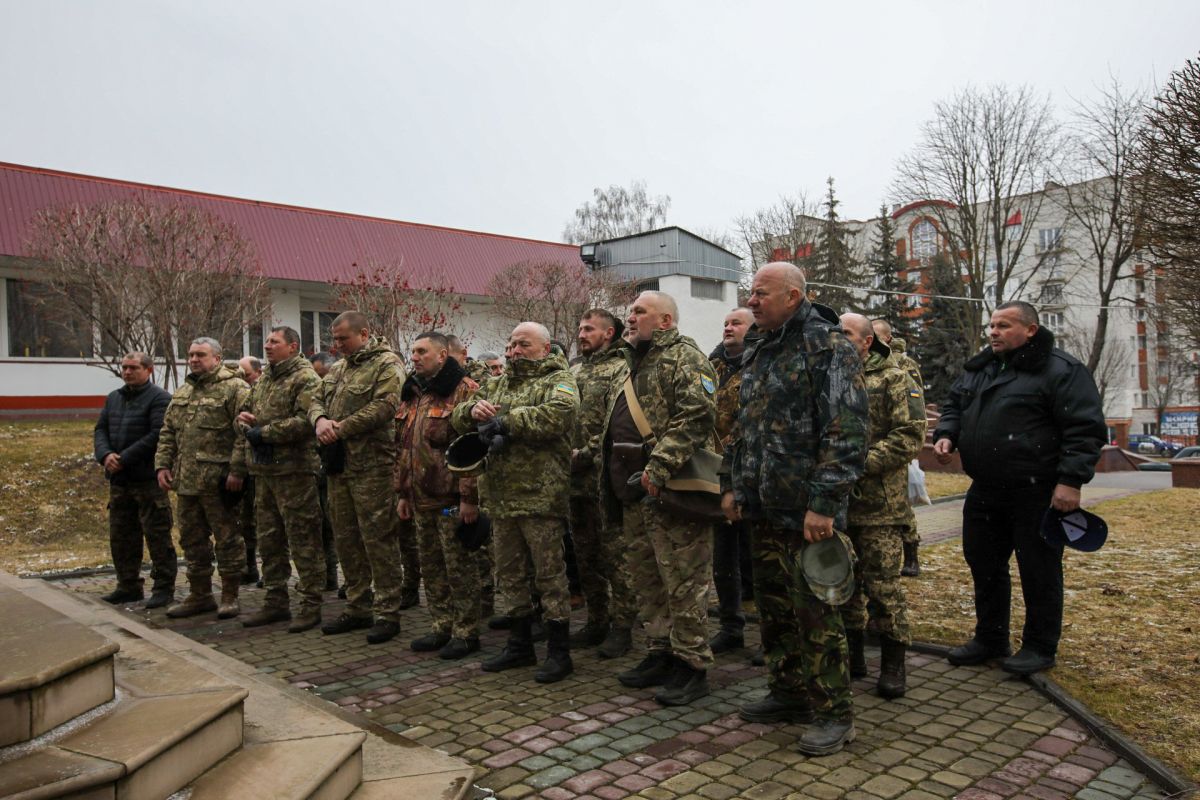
[0,162,581,295]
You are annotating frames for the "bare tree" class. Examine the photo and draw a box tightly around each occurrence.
[1053,77,1147,373]
[328,259,466,356]
[895,84,1063,344]
[1137,55,1200,351]
[732,192,823,273]
[485,260,635,351]
[25,197,270,388]
[562,180,671,244]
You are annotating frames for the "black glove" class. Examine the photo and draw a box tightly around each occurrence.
[478,417,509,453]
[246,427,274,465]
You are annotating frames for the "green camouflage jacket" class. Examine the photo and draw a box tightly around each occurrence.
[710,343,748,448]
[465,360,491,386]
[393,360,480,512]
[308,337,405,473]
[720,300,868,527]
[451,352,579,519]
[599,327,718,491]
[847,346,927,526]
[571,340,630,497]
[155,364,250,495]
[889,337,924,390]
[234,354,321,477]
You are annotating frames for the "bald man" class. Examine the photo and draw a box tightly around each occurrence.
[451,321,580,683]
[840,313,925,699]
[722,263,869,756]
[600,290,720,707]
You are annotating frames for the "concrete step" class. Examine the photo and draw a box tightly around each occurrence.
[189,732,366,800]
[0,584,119,747]
[0,687,247,800]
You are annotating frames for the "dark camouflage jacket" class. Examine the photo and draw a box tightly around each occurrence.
[394,359,480,512]
[571,340,630,497]
[155,364,250,494]
[451,352,579,519]
[847,345,926,526]
[599,327,718,491]
[889,337,924,391]
[234,354,321,477]
[720,300,868,527]
[308,337,405,473]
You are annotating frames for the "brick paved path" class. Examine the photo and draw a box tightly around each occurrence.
[55,560,1168,800]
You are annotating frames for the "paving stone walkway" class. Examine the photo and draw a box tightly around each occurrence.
[47,470,1177,799]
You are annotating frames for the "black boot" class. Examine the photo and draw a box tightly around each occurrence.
[846,628,868,679]
[535,620,573,683]
[901,542,920,577]
[617,651,675,688]
[569,620,609,648]
[877,637,907,698]
[482,616,538,672]
[596,626,632,659]
[654,660,708,706]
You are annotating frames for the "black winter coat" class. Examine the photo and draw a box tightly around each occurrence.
[933,327,1106,489]
[94,381,172,484]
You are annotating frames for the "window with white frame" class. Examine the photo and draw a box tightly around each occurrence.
[1038,227,1062,252]
[1039,284,1063,305]
[911,220,938,260]
[300,310,339,355]
[1042,312,1064,332]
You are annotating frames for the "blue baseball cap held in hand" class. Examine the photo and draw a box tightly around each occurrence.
[1040,507,1108,552]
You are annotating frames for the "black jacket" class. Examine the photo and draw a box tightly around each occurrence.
[94,380,173,484]
[933,327,1106,489]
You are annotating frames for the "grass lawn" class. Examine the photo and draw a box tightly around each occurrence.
[923,470,972,499]
[908,488,1200,782]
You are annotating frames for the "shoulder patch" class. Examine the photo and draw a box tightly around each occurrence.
[555,383,576,395]
[909,389,921,398]
[700,375,716,395]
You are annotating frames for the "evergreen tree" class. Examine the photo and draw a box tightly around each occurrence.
[868,204,919,346]
[919,252,976,406]
[809,177,857,312]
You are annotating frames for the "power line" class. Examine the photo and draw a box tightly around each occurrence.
[804,280,1144,312]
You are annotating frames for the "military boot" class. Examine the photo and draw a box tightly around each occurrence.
[287,606,322,633]
[739,691,814,724]
[617,651,675,688]
[101,583,144,604]
[877,637,907,699]
[654,660,708,706]
[534,620,573,683]
[900,542,920,577]
[242,604,291,628]
[241,544,259,585]
[217,575,241,619]
[796,716,856,756]
[846,628,868,679]
[166,576,216,618]
[569,619,609,648]
[596,626,633,659]
[481,616,538,672]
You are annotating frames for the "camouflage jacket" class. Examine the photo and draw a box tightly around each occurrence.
[720,300,868,528]
[599,328,718,492]
[571,340,630,496]
[234,354,321,477]
[847,346,927,526]
[155,364,250,495]
[393,359,480,512]
[308,337,405,473]
[465,360,491,386]
[889,337,924,390]
[709,342,750,448]
[451,352,579,519]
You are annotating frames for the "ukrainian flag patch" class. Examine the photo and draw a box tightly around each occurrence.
[701,375,716,394]
[555,383,576,395]
[909,390,921,398]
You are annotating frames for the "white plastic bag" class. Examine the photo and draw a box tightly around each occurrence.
[908,460,932,505]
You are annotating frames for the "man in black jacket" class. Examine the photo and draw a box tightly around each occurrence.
[933,302,1106,675]
[93,352,178,607]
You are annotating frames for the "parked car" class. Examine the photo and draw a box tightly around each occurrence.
[1172,445,1200,460]
[1127,434,1183,456]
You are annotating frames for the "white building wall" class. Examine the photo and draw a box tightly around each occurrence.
[658,274,732,356]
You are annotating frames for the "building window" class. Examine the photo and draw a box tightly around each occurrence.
[1007,223,1023,241]
[911,220,938,260]
[986,258,998,274]
[1038,228,1062,252]
[1043,312,1065,332]
[300,310,338,355]
[907,293,923,309]
[1039,284,1063,305]
[636,279,659,293]
[1043,254,1062,279]
[985,284,996,303]
[690,278,724,301]
[5,279,94,358]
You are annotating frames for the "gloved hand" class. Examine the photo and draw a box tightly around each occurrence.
[478,416,509,453]
[246,427,274,465]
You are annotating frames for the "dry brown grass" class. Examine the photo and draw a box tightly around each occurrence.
[923,470,972,499]
[908,488,1200,781]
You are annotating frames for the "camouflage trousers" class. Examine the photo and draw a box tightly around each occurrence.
[493,515,571,622]
[623,499,714,670]
[477,535,495,613]
[317,472,339,576]
[108,480,177,593]
[749,521,852,720]
[845,524,910,644]
[256,473,326,612]
[413,508,481,638]
[176,492,245,582]
[570,495,636,628]
[900,506,920,545]
[240,477,256,556]
[328,471,404,622]
[398,517,421,597]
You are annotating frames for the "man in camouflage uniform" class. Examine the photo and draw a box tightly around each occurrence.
[235,355,263,586]
[721,264,868,756]
[94,352,177,608]
[873,318,925,577]
[310,312,407,645]
[451,321,579,683]
[841,314,926,699]
[236,326,327,633]
[709,307,756,657]
[395,332,482,660]
[569,309,636,658]
[309,351,341,591]
[155,337,250,620]
[600,291,719,706]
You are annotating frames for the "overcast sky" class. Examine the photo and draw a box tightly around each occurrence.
[2,1,1197,243]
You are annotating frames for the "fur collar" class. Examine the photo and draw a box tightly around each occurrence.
[401,356,467,401]
[964,325,1054,372]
